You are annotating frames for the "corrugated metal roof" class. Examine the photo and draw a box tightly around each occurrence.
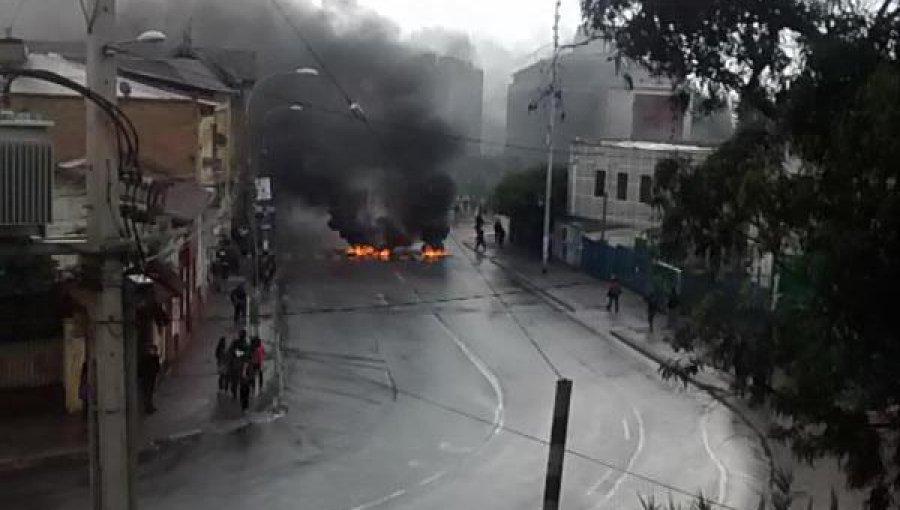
[119,56,236,95]
[12,53,192,101]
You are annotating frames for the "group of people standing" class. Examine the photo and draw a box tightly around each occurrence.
[474,213,505,253]
[605,275,679,333]
[215,330,265,412]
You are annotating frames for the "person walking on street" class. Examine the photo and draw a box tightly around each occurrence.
[250,337,265,394]
[646,291,659,333]
[260,250,277,292]
[215,337,228,392]
[236,347,254,412]
[475,212,485,232]
[494,219,506,248]
[138,344,161,414]
[606,275,622,313]
[667,286,679,329]
[228,330,250,399]
[230,283,247,326]
[475,226,487,252]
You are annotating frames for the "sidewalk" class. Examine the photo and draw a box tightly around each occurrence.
[0,288,281,473]
[462,234,865,508]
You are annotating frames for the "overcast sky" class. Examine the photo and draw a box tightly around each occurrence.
[328,0,583,52]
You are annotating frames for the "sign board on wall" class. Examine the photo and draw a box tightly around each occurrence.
[255,177,272,202]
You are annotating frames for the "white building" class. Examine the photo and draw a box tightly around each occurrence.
[568,139,714,232]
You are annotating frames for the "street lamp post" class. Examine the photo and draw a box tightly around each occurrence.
[243,68,319,335]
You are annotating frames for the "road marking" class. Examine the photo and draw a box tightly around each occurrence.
[348,490,407,510]
[701,410,729,505]
[598,407,644,505]
[418,470,447,486]
[432,313,505,438]
[622,418,631,441]
[328,313,505,510]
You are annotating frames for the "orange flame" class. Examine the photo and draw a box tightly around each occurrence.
[346,244,391,259]
[421,245,448,259]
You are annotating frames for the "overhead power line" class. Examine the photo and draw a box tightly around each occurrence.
[261,89,573,157]
[295,346,741,510]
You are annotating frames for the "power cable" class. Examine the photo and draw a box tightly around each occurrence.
[447,232,564,378]
[267,0,356,109]
[294,348,741,510]
[261,90,575,157]
[2,67,147,269]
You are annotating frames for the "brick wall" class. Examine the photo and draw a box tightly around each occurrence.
[9,94,201,178]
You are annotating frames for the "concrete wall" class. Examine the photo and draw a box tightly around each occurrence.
[569,143,712,230]
[10,94,202,177]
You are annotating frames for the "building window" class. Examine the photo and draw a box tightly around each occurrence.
[594,170,606,197]
[616,172,628,200]
[639,175,652,204]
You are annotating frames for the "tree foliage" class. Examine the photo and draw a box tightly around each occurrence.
[491,165,567,219]
[583,0,900,507]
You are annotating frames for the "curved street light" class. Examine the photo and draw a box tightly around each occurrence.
[103,29,167,56]
[242,67,320,334]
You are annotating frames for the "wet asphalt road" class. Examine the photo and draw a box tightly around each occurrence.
[1,209,766,510]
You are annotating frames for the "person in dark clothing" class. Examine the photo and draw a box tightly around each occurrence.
[260,251,277,292]
[667,287,679,328]
[138,344,161,414]
[646,292,659,332]
[79,361,90,422]
[215,337,228,392]
[494,219,506,248]
[606,276,622,313]
[230,284,247,325]
[475,226,487,252]
[475,213,485,232]
[228,330,250,399]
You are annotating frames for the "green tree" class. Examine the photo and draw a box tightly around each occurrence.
[583,1,900,507]
[491,165,567,252]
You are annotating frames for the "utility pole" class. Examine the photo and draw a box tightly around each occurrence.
[541,0,562,274]
[85,1,136,509]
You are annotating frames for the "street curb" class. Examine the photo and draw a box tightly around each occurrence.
[459,241,777,493]
[0,428,206,475]
[0,447,86,474]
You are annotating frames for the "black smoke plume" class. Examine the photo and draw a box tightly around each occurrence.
[177,0,462,248]
[15,0,464,247]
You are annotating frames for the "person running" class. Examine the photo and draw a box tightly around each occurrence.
[250,337,265,394]
[493,219,506,248]
[606,275,622,313]
[215,337,228,392]
[475,226,487,252]
[230,284,247,326]
[138,344,161,414]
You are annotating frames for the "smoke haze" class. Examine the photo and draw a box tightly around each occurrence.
[8,0,469,247]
